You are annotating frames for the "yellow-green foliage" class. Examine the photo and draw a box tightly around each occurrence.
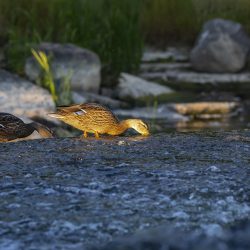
[31,49,57,102]
[31,49,72,105]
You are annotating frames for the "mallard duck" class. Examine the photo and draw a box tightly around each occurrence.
[0,112,53,142]
[48,103,150,138]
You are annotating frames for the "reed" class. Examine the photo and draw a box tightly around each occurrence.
[0,0,143,86]
[0,0,250,84]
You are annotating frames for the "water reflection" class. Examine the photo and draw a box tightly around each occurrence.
[149,115,250,133]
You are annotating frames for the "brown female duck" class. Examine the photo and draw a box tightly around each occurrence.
[48,103,150,138]
[0,112,53,142]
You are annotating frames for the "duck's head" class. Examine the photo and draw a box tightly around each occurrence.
[125,119,150,136]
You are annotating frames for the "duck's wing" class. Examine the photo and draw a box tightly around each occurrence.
[79,103,119,122]
[57,103,117,118]
[0,113,25,137]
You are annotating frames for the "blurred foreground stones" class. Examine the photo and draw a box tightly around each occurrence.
[92,220,250,250]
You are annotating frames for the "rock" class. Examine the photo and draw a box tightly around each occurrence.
[190,18,250,73]
[141,70,250,93]
[72,91,128,109]
[142,47,189,63]
[114,104,188,122]
[0,131,250,249]
[92,220,250,250]
[25,42,101,93]
[115,73,174,103]
[114,102,240,130]
[71,92,88,104]
[173,102,240,116]
[0,69,55,119]
[140,62,190,73]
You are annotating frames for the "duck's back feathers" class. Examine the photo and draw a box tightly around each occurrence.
[48,103,120,134]
[0,113,53,142]
[0,113,33,141]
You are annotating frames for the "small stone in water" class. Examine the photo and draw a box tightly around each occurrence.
[118,140,126,145]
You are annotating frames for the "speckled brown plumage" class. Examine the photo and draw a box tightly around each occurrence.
[0,113,53,142]
[48,103,150,138]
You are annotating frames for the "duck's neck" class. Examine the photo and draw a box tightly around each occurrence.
[110,119,135,135]
[29,122,53,138]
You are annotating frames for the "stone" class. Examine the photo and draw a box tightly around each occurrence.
[140,62,190,73]
[173,102,240,116]
[25,42,101,93]
[114,104,188,122]
[141,69,250,93]
[72,91,127,109]
[142,47,189,63]
[190,19,250,73]
[0,69,55,120]
[92,220,250,250]
[115,73,174,102]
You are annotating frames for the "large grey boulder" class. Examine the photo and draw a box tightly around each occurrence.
[0,69,55,119]
[190,19,250,73]
[25,43,101,93]
[115,73,174,102]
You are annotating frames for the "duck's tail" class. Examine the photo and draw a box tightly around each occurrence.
[29,122,54,138]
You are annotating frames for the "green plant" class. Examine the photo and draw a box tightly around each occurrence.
[57,71,73,106]
[31,49,72,105]
[31,49,58,102]
[193,0,250,32]
[0,0,143,87]
[141,0,199,46]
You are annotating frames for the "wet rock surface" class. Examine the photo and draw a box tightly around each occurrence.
[0,131,250,249]
[92,219,250,250]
